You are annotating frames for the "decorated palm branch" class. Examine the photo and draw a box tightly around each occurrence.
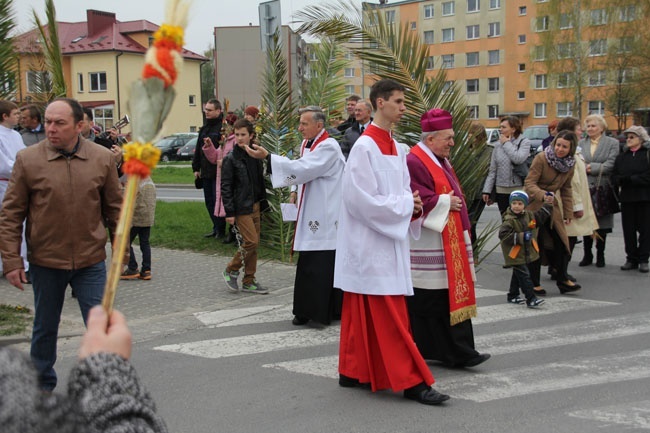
[102,0,190,314]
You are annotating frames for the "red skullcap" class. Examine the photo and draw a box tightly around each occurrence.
[421,108,453,132]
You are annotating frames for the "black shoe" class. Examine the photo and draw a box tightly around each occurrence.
[579,256,593,267]
[292,316,309,326]
[213,232,225,240]
[533,288,547,296]
[203,231,216,238]
[222,232,234,244]
[404,385,450,405]
[596,254,605,268]
[640,263,649,273]
[558,281,581,294]
[460,353,491,368]
[339,374,360,388]
[620,261,638,271]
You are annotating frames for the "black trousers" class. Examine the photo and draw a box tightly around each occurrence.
[621,201,650,264]
[202,178,225,235]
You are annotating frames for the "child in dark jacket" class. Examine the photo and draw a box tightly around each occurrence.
[499,190,553,308]
[220,119,268,294]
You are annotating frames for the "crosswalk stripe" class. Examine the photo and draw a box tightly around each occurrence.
[153,326,340,358]
[568,401,650,429]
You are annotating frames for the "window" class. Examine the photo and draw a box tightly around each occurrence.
[468,105,479,119]
[466,52,479,66]
[467,0,480,13]
[77,73,84,93]
[518,34,526,44]
[618,37,633,53]
[588,100,605,115]
[589,39,607,56]
[442,28,455,42]
[26,71,52,93]
[590,9,607,25]
[426,56,435,70]
[518,63,526,72]
[466,78,479,93]
[559,13,573,29]
[344,68,355,77]
[557,73,572,88]
[557,102,573,117]
[535,74,548,89]
[442,1,455,15]
[518,6,527,15]
[517,91,525,100]
[424,30,434,44]
[442,54,455,68]
[557,43,575,59]
[344,51,354,60]
[488,50,500,65]
[488,22,501,37]
[411,21,417,30]
[588,70,606,86]
[488,105,499,119]
[534,103,547,118]
[309,51,318,61]
[619,5,635,22]
[89,72,107,92]
[489,0,500,9]
[466,25,480,39]
[616,68,634,84]
[424,4,434,18]
[488,77,499,91]
[189,95,196,106]
[533,46,546,61]
[344,85,355,94]
[93,107,114,130]
[536,16,549,32]
[443,81,454,93]
[385,10,396,23]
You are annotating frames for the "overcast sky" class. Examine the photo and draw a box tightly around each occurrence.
[13,0,364,54]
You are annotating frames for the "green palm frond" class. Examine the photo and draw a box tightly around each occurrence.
[32,0,66,100]
[295,0,494,260]
[301,38,349,119]
[0,0,18,99]
[258,32,300,261]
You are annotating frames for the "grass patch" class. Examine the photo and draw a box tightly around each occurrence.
[151,201,283,261]
[151,166,194,184]
[0,304,31,336]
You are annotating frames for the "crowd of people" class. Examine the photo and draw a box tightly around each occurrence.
[1,82,649,427]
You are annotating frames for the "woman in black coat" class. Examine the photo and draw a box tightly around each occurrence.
[612,126,650,273]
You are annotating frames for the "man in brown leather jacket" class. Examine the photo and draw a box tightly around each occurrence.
[0,98,122,391]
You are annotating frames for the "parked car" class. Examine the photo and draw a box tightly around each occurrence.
[522,125,548,153]
[485,128,501,146]
[155,133,197,162]
[176,137,198,161]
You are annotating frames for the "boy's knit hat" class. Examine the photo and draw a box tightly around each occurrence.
[509,190,529,206]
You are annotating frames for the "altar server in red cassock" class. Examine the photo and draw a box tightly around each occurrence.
[334,79,450,405]
[406,108,490,368]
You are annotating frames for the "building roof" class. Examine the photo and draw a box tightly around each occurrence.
[14,10,206,61]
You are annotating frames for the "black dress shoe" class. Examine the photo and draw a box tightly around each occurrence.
[460,353,491,368]
[404,385,450,405]
[292,316,309,326]
[222,232,234,244]
[213,232,225,240]
[203,231,216,238]
[339,374,360,388]
[620,261,638,271]
[578,257,593,267]
[639,263,649,273]
[558,281,581,294]
[533,288,547,296]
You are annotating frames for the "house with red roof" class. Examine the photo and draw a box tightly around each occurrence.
[14,9,209,135]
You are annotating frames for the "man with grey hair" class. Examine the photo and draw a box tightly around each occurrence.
[246,106,345,326]
[340,100,373,160]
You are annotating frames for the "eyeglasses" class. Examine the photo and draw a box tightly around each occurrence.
[626,135,638,140]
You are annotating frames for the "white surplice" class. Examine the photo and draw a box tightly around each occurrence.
[334,133,415,296]
[269,133,345,251]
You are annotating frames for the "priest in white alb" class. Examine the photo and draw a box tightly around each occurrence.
[246,106,345,326]
[407,108,490,368]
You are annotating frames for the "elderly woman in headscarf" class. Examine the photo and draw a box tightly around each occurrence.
[525,130,580,295]
[612,126,650,273]
[578,114,620,267]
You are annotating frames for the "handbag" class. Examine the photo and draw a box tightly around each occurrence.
[511,137,530,178]
[589,171,620,217]
[194,177,204,189]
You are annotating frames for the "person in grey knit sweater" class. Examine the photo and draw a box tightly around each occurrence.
[0,307,168,433]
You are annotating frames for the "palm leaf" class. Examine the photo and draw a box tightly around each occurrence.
[0,0,18,99]
[295,0,494,259]
[32,0,66,100]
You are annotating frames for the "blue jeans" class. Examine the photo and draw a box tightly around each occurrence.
[30,261,106,391]
[508,264,535,301]
[128,226,151,272]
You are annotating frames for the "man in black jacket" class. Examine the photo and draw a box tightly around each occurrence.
[340,100,373,160]
[192,99,224,238]
[336,94,360,133]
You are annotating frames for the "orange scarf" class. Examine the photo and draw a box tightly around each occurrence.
[410,145,476,325]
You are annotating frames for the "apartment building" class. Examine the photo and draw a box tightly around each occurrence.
[338,0,647,129]
[14,10,207,134]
